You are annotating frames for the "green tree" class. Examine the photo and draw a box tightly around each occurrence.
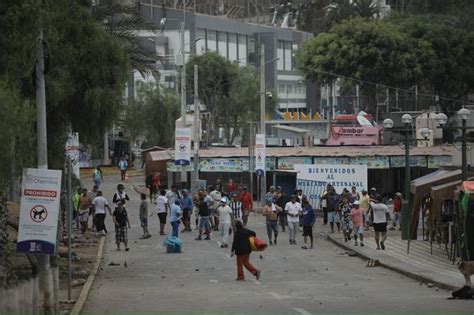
[296,18,432,112]
[91,0,161,78]
[127,82,180,148]
[395,15,474,112]
[186,52,239,143]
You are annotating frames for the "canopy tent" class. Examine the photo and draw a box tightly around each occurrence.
[409,169,462,238]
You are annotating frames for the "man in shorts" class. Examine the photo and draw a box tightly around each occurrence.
[139,193,151,239]
[370,196,390,250]
[156,190,169,235]
[326,187,340,233]
[350,201,365,246]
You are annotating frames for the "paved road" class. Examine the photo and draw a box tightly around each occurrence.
[83,175,473,314]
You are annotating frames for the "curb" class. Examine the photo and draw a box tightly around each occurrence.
[70,236,106,315]
[326,235,457,291]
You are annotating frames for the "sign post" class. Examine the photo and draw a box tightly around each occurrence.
[175,127,192,166]
[17,168,62,255]
[255,134,266,204]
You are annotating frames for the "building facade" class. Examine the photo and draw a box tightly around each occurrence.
[132,1,316,113]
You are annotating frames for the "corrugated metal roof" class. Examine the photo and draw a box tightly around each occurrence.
[149,150,174,161]
[197,145,453,158]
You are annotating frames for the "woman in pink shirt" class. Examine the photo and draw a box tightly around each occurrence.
[350,201,365,247]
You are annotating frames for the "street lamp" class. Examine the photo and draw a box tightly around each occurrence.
[383,113,432,244]
[437,108,471,181]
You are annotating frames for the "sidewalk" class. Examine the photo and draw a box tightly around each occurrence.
[327,229,465,291]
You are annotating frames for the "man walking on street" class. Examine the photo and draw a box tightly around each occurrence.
[92,191,111,236]
[370,196,390,250]
[196,197,211,240]
[285,194,302,245]
[301,199,315,249]
[79,188,92,234]
[231,221,261,281]
[170,200,183,238]
[139,193,151,239]
[327,187,340,233]
[276,191,289,232]
[217,198,232,248]
[156,190,169,235]
[119,157,128,181]
[113,201,131,251]
[181,189,193,232]
[229,193,243,228]
[391,192,402,231]
[350,201,364,246]
[240,187,253,226]
[263,200,280,245]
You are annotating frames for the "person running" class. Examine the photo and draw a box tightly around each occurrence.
[326,187,340,233]
[370,196,390,250]
[78,188,92,234]
[112,184,130,208]
[113,201,131,251]
[391,192,402,231]
[350,201,364,246]
[262,200,279,245]
[181,189,193,232]
[240,187,253,226]
[217,198,232,248]
[229,193,243,229]
[301,199,315,249]
[139,193,151,239]
[195,197,211,240]
[285,194,302,245]
[156,190,169,235]
[93,166,104,188]
[340,196,353,242]
[118,157,128,181]
[170,200,183,238]
[276,191,289,232]
[231,221,261,281]
[92,191,111,236]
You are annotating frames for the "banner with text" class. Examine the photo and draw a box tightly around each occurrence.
[17,168,62,255]
[295,164,368,208]
[174,127,192,166]
[255,134,266,176]
[65,132,80,179]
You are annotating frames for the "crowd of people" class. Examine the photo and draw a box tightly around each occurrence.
[72,172,403,280]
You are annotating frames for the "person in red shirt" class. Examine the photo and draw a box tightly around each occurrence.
[240,186,253,226]
[226,178,237,196]
[151,172,161,202]
[391,192,402,231]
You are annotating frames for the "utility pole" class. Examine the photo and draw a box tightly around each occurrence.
[36,27,55,314]
[180,21,187,185]
[259,43,266,204]
[192,65,200,193]
[386,88,390,113]
[355,84,360,114]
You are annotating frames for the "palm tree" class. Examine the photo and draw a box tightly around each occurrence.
[325,0,355,27]
[353,0,380,18]
[91,0,161,78]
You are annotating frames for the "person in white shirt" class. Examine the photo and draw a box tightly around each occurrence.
[93,191,111,236]
[217,198,233,248]
[369,196,390,250]
[156,190,170,235]
[285,195,302,245]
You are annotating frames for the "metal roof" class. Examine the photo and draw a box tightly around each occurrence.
[197,145,453,158]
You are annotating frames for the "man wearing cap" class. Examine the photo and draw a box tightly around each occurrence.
[217,197,233,248]
[240,187,253,226]
[350,200,365,246]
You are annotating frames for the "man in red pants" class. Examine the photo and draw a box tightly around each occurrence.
[231,221,261,281]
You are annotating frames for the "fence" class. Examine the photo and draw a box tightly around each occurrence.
[0,277,40,314]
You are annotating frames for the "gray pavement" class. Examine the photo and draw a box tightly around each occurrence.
[82,174,474,314]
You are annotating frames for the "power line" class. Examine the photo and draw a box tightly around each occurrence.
[298,65,471,105]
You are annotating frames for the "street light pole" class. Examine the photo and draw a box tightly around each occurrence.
[404,127,411,201]
[259,43,266,204]
[180,21,187,185]
[193,64,200,193]
[462,118,467,181]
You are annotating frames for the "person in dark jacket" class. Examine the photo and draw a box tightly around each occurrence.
[231,221,261,281]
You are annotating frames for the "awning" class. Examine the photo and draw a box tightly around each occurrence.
[148,150,174,161]
[273,125,308,134]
